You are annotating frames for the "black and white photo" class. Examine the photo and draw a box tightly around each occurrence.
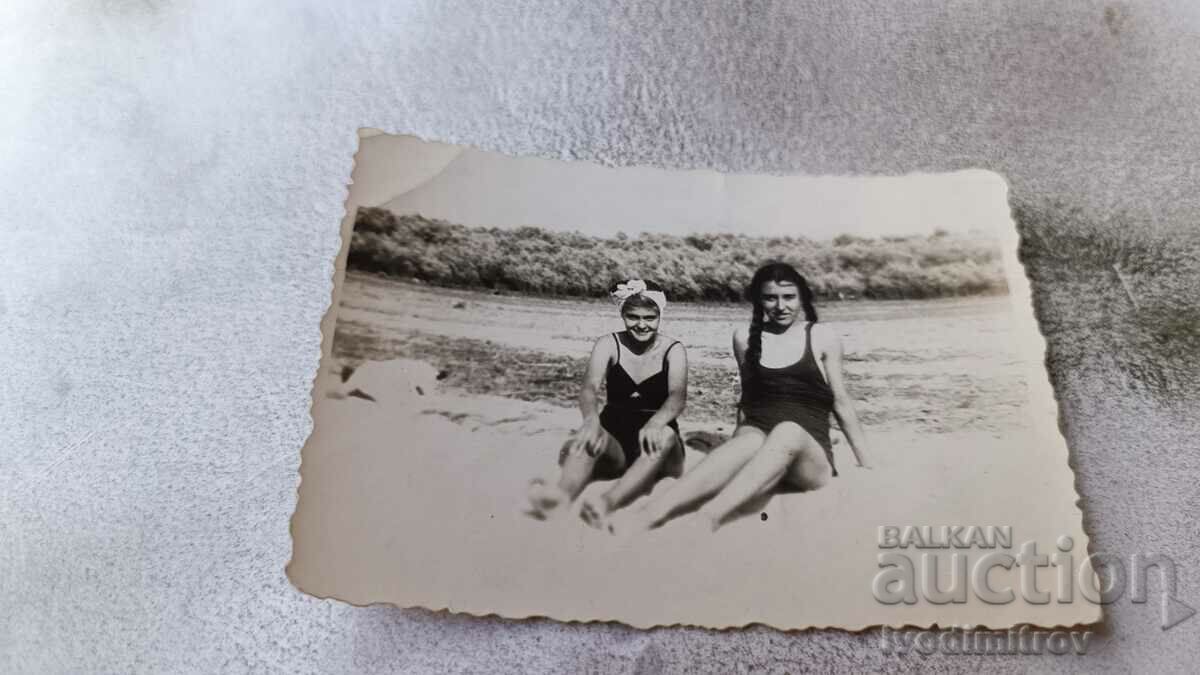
[289,133,1096,630]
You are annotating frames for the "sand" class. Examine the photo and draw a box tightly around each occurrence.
[290,359,1098,630]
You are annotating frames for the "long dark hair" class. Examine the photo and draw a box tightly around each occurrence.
[744,262,818,368]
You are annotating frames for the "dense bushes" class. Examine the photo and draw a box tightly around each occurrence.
[347,207,1008,301]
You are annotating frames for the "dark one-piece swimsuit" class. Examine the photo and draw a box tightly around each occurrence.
[739,321,838,477]
[598,333,683,473]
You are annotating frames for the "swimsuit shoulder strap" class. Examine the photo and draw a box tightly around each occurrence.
[802,322,818,365]
[612,332,621,364]
[660,340,680,369]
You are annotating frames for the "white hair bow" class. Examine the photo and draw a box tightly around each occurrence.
[611,279,667,314]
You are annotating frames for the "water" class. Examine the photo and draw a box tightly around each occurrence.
[335,273,1030,435]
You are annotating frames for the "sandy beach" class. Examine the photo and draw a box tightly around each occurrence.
[293,369,1089,629]
[290,276,1096,629]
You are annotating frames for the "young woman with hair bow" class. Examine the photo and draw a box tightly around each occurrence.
[526,279,689,525]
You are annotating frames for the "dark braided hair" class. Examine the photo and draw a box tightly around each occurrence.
[743,262,818,368]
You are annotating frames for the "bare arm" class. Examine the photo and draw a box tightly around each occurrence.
[645,343,687,431]
[637,341,688,456]
[732,326,749,425]
[573,336,614,455]
[578,336,611,421]
[816,325,872,468]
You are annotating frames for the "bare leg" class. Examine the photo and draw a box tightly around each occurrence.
[782,442,835,492]
[527,432,622,519]
[580,434,684,528]
[608,428,765,534]
[698,422,831,530]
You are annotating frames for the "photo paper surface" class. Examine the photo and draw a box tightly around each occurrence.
[289,132,1097,630]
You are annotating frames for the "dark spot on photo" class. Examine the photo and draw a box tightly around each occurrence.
[1104,6,1123,36]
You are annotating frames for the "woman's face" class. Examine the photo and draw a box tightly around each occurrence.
[759,280,801,327]
[621,304,661,343]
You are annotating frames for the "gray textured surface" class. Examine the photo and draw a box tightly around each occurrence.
[3,0,1199,672]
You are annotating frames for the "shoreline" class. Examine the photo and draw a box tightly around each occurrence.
[344,269,1014,307]
[330,275,1028,437]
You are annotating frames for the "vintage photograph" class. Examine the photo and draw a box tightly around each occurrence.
[289,133,1096,630]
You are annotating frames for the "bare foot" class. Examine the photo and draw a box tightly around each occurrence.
[655,510,721,539]
[578,493,613,529]
[605,509,653,537]
[694,508,722,533]
[525,479,569,520]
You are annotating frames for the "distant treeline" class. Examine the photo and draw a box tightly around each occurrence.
[348,208,1008,301]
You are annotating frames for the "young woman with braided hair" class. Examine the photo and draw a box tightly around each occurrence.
[607,262,871,534]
